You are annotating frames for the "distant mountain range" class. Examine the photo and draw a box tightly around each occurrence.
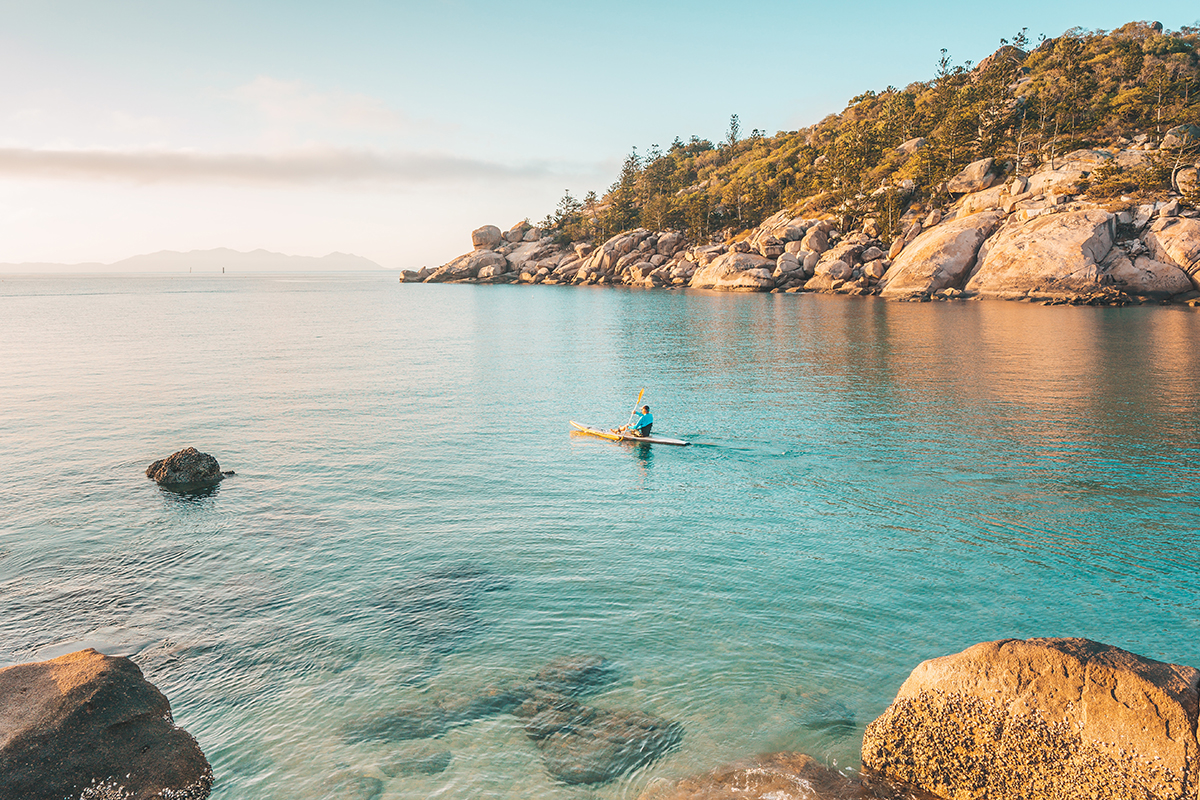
[0,248,385,273]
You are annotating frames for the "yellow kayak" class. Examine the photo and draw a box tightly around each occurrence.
[569,421,689,446]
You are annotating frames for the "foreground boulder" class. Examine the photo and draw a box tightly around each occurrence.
[861,637,1200,800]
[638,751,868,800]
[0,649,213,800]
[145,447,225,489]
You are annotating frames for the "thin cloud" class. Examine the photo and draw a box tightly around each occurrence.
[230,76,410,132]
[0,146,559,185]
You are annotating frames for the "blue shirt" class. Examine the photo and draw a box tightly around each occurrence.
[631,411,653,430]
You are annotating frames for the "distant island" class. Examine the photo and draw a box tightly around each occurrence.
[0,248,384,274]
[414,20,1200,306]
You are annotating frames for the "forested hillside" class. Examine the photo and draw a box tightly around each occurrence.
[543,21,1200,246]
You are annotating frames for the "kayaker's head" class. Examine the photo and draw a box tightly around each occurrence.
[641,405,650,413]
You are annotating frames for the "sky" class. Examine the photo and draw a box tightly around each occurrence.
[1,1,1198,269]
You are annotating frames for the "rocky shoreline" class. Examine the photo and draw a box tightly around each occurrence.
[5,637,1194,799]
[408,140,1200,307]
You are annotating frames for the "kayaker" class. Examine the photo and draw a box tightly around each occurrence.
[622,405,653,437]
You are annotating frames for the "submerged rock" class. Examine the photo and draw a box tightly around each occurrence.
[342,654,614,744]
[0,648,213,800]
[145,447,225,490]
[529,655,615,696]
[342,684,527,743]
[315,770,384,800]
[638,751,868,800]
[517,693,682,785]
[861,637,1200,800]
[378,747,453,777]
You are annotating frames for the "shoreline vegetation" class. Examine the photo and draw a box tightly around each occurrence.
[409,20,1200,306]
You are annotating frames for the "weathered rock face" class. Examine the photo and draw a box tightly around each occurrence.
[1105,254,1193,299]
[689,252,775,291]
[145,447,224,489]
[471,224,502,251]
[965,210,1114,299]
[638,751,868,800]
[1162,123,1200,150]
[1144,218,1200,290]
[0,649,213,800]
[880,212,1002,298]
[861,637,1200,800]
[946,157,997,194]
[958,184,1008,215]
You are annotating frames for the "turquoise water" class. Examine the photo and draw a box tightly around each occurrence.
[2,273,1198,799]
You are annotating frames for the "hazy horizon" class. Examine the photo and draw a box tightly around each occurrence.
[0,246,387,273]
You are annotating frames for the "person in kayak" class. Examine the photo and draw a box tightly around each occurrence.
[621,405,653,437]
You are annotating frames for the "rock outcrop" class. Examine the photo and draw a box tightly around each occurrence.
[880,212,1002,298]
[946,157,999,195]
[471,224,502,251]
[145,447,225,489]
[861,637,1200,800]
[689,251,775,291]
[638,752,868,800]
[1144,217,1200,290]
[0,649,213,800]
[965,209,1116,299]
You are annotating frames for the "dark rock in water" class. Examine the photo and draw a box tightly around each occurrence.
[518,694,683,785]
[637,751,869,800]
[379,747,453,776]
[145,447,225,489]
[316,770,384,800]
[0,648,213,800]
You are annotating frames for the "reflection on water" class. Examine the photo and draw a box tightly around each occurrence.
[1,276,1198,799]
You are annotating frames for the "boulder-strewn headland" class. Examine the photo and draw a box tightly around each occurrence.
[410,21,1200,306]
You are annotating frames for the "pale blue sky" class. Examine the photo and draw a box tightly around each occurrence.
[1,1,1196,267]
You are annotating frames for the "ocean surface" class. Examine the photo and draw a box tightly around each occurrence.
[2,272,1198,799]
